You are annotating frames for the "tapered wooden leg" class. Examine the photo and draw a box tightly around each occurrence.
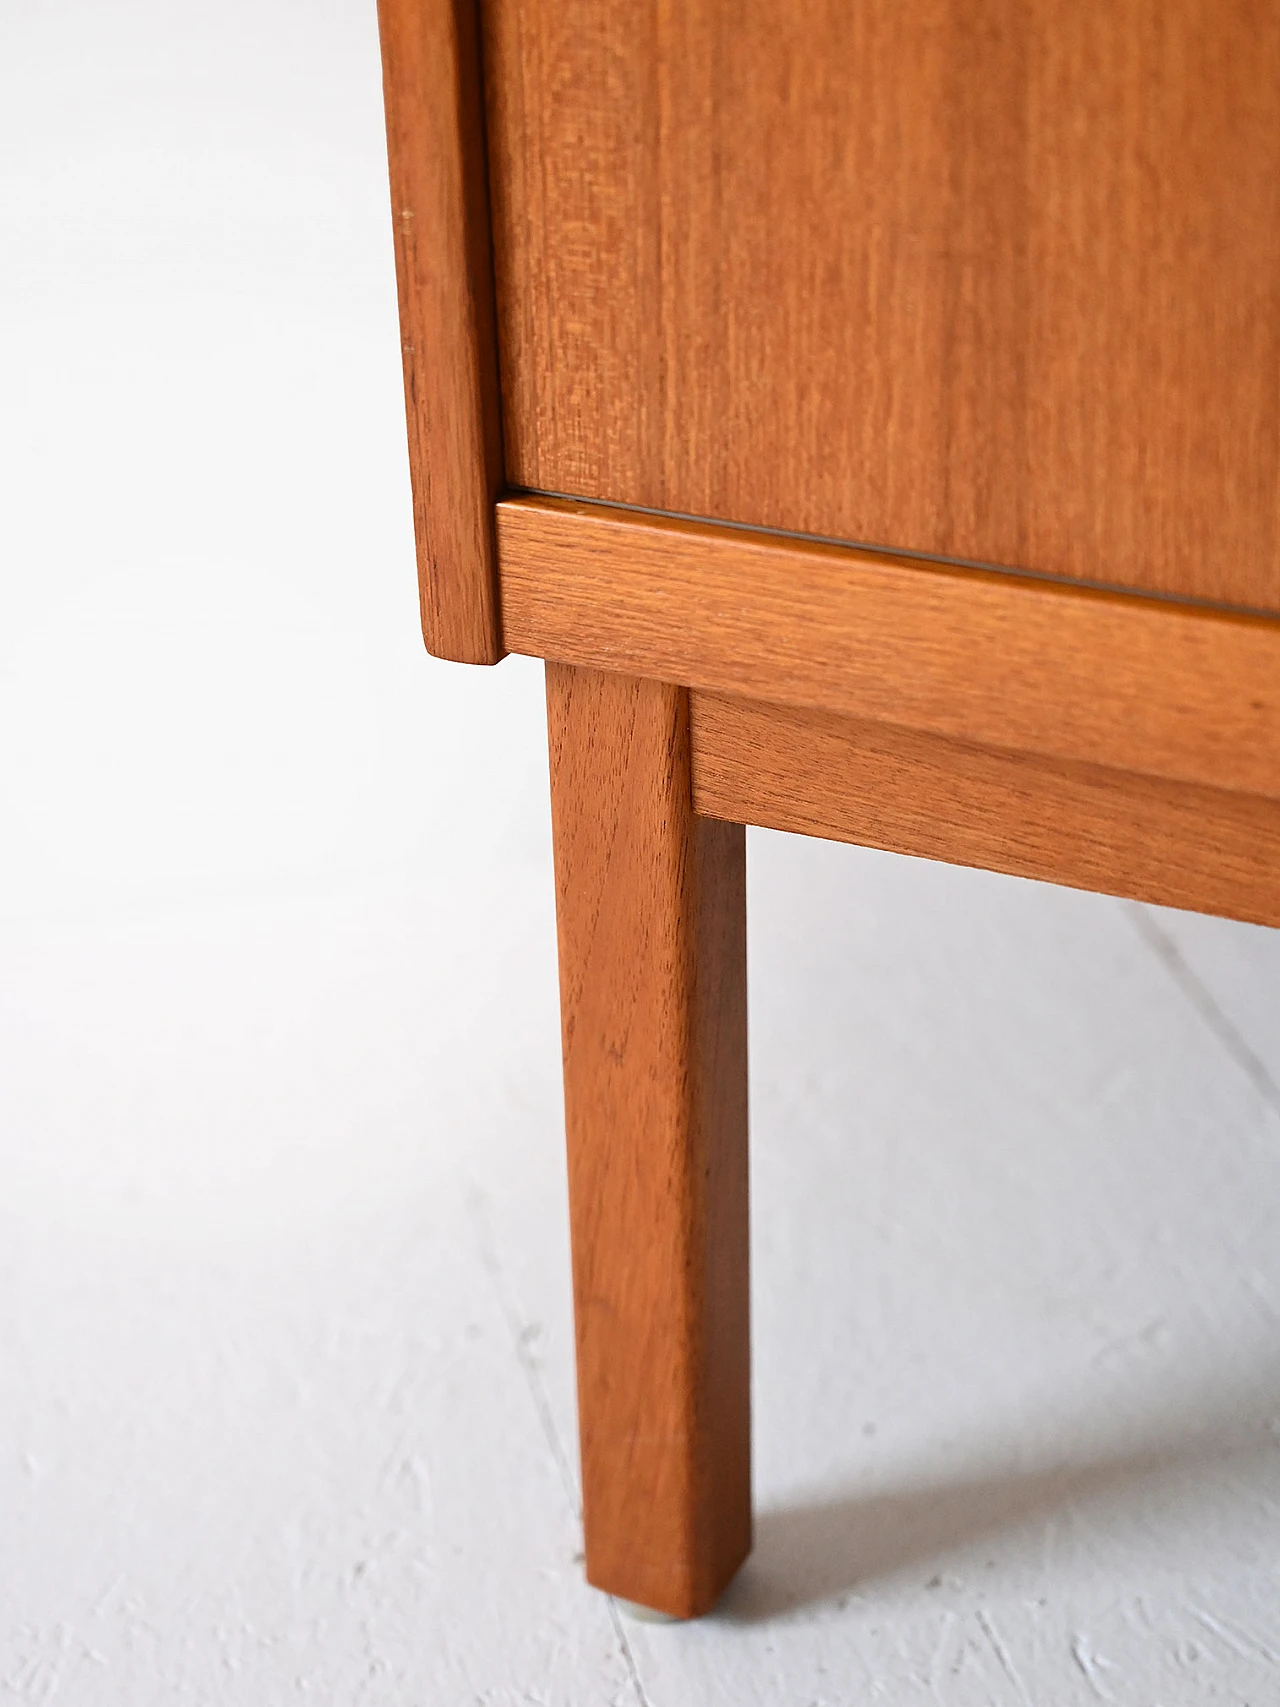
[545,662,751,1619]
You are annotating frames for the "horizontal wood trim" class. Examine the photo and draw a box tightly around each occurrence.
[497,495,1280,801]
[378,0,505,663]
[690,693,1280,929]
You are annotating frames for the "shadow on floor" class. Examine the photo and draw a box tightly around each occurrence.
[715,1373,1280,1622]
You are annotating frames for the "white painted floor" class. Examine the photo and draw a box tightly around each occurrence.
[3,4,1279,1702]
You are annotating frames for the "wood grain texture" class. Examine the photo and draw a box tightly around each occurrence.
[499,496,1280,801]
[545,662,750,1618]
[377,0,505,662]
[482,0,1280,611]
[691,692,1280,929]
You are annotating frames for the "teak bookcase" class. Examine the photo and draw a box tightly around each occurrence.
[377,0,1280,1618]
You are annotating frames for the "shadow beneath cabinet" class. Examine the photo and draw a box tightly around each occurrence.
[716,1376,1280,1622]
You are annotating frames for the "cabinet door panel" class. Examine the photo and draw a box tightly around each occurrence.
[482,0,1280,612]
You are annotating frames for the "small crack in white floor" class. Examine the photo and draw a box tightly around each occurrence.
[466,1182,579,1513]
[606,1597,658,1707]
[1127,903,1280,1113]
[465,1184,655,1705]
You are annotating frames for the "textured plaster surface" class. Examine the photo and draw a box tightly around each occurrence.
[3,2,1280,1701]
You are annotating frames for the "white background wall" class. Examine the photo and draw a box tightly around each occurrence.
[3,4,1280,1702]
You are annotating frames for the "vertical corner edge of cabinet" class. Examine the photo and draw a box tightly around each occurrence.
[377,0,507,666]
